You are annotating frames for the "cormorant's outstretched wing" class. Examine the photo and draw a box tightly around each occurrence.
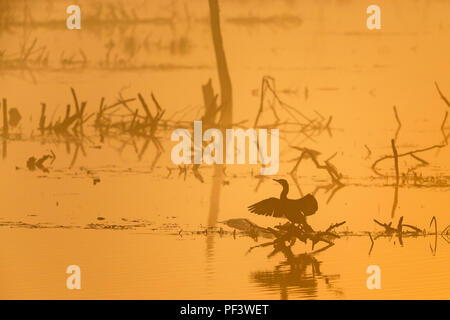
[248,197,284,218]
[248,194,318,218]
[291,193,318,216]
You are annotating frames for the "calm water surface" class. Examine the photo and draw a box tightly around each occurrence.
[0,0,449,299]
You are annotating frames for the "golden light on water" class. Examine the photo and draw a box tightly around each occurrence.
[0,0,449,300]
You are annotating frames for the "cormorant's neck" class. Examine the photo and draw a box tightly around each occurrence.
[280,184,289,199]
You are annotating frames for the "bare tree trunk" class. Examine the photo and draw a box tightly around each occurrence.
[207,0,233,227]
[208,0,232,126]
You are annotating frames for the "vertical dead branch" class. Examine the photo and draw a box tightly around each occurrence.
[364,144,372,159]
[130,109,138,133]
[391,139,400,185]
[397,216,404,245]
[39,103,46,134]
[1,99,5,159]
[151,92,163,113]
[70,87,80,114]
[391,139,399,218]
[207,0,233,228]
[137,93,153,121]
[77,101,86,135]
[65,104,71,121]
[208,0,232,126]
[372,143,445,176]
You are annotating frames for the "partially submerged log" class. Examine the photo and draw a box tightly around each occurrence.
[220,218,274,239]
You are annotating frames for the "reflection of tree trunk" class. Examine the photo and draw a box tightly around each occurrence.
[2,138,6,159]
[208,166,223,226]
[2,99,8,159]
[207,0,232,227]
[391,139,399,218]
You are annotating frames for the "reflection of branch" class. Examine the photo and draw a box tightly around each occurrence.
[326,184,345,204]
[373,219,397,234]
[192,164,204,183]
[435,82,450,108]
[312,183,345,204]
[429,216,437,255]
[373,106,448,177]
[69,143,80,168]
[368,232,374,255]
[253,76,332,144]
[289,172,304,197]
[290,147,344,204]
[253,174,268,192]
[372,143,446,177]
[150,148,162,171]
[393,106,401,142]
[290,147,343,185]
[441,111,448,145]
[364,144,372,159]
[249,221,346,256]
[254,76,280,127]
[373,216,423,247]
[442,225,450,244]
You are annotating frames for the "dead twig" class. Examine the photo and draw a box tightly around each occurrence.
[373,216,424,247]
[372,143,446,177]
[441,111,448,145]
[368,232,374,255]
[393,106,401,142]
[429,216,437,255]
[435,82,450,108]
[364,144,372,159]
[391,139,399,218]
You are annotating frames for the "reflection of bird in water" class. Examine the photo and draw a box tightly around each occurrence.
[248,179,318,226]
[250,242,342,300]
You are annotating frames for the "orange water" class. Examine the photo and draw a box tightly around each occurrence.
[0,0,449,299]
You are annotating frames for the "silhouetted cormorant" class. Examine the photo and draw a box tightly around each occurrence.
[248,179,318,225]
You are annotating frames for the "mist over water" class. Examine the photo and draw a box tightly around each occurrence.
[0,0,449,299]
